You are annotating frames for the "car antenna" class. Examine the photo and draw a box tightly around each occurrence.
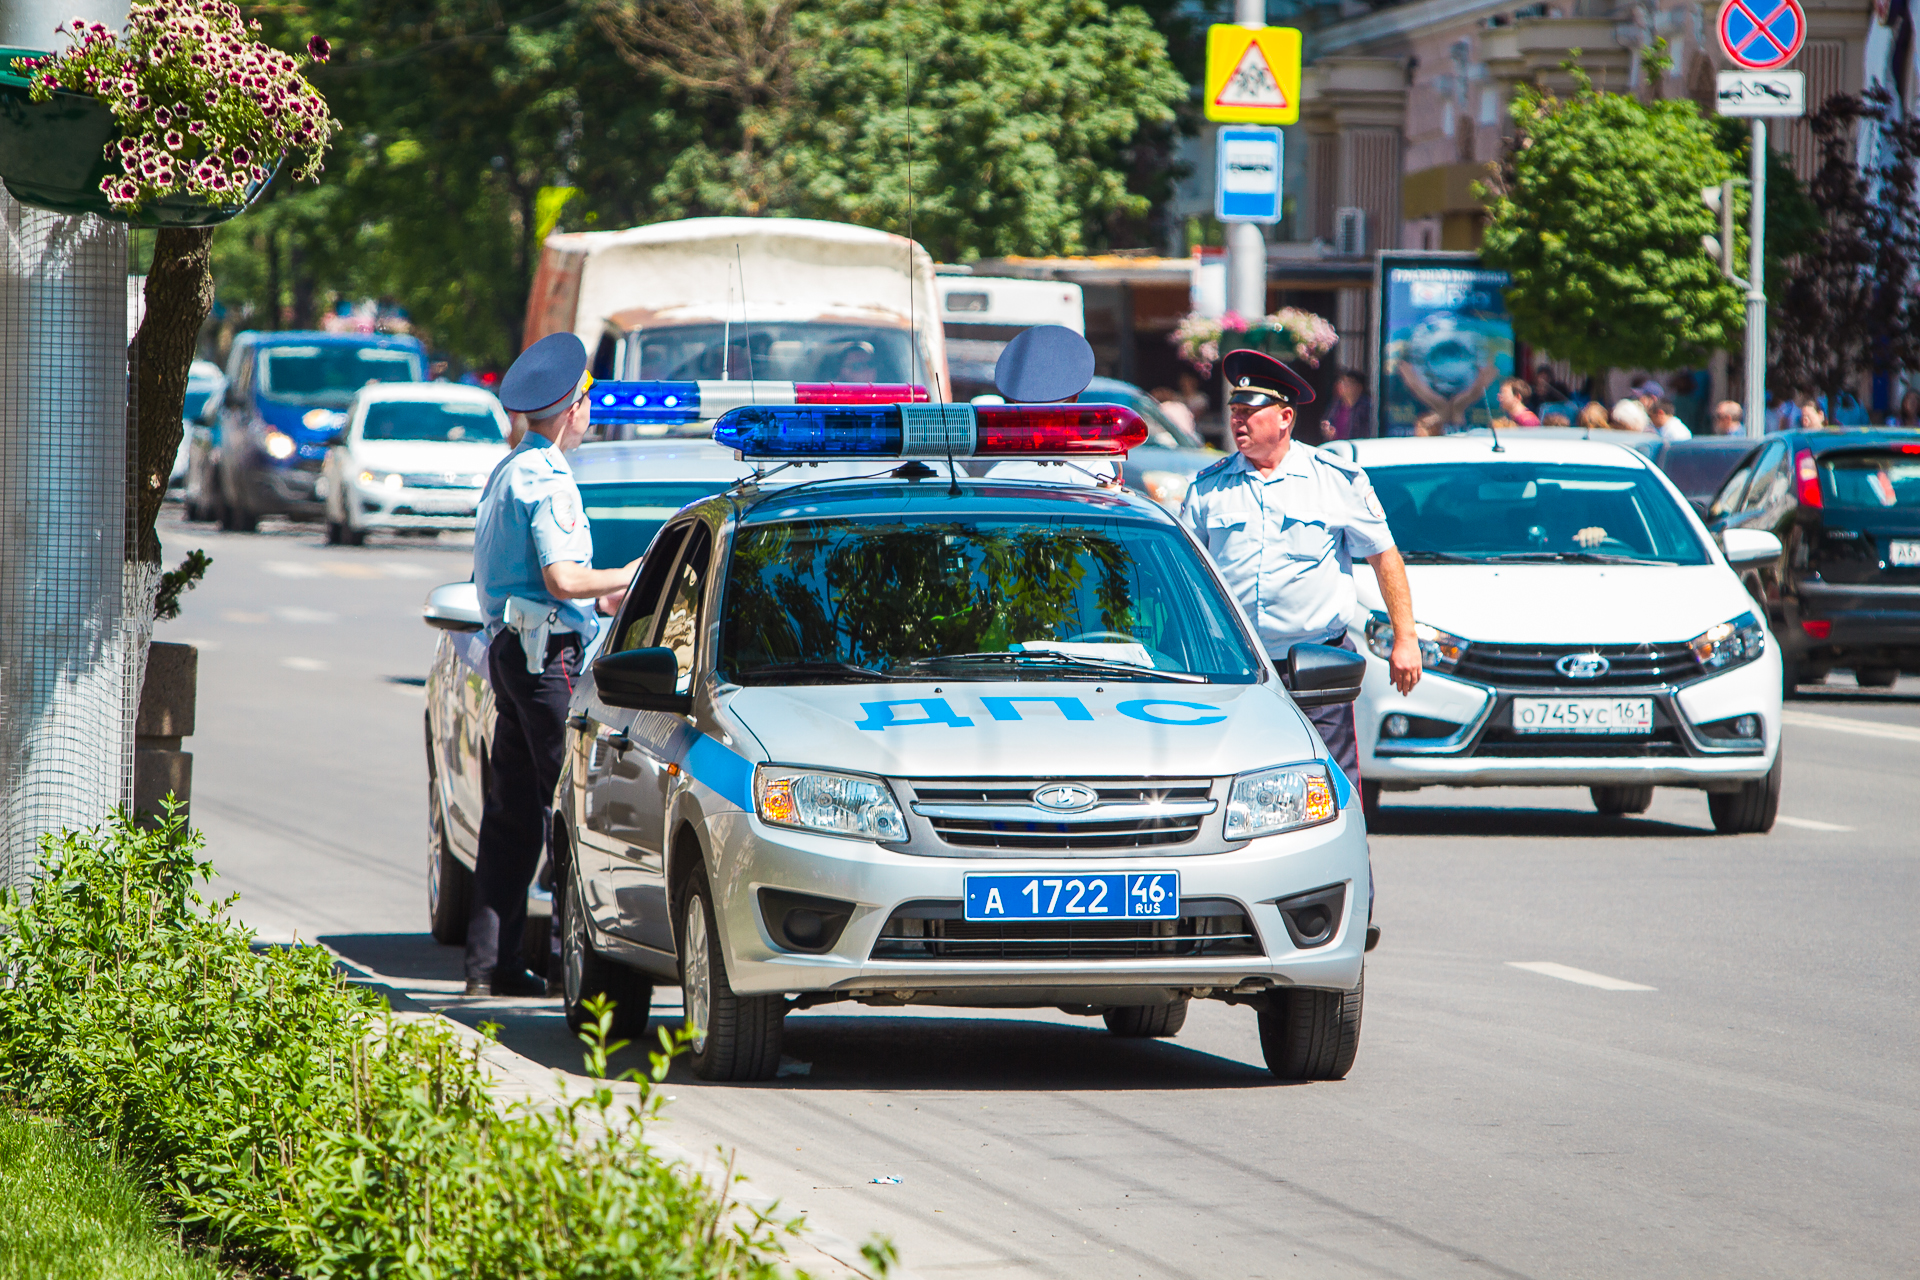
[721,267,734,382]
[736,243,756,402]
[902,49,959,496]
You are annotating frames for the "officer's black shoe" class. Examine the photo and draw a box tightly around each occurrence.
[490,967,547,998]
[464,978,486,998]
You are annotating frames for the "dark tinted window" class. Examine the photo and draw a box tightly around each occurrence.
[1369,461,1710,564]
[1822,448,1920,508]
[1658,443,1753,501]
[581,482,731,570]
[361,400,505,442]
[633,322,916,383]
[720,516,1260,681]
[257,345,422,406]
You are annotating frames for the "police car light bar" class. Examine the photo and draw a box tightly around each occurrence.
[710,403,1149,459]
[588,380,930,426]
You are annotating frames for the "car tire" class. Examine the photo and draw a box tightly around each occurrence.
[1708,751,1782,834]
[325,516,345,545]
[1590,784,1654,816]
[1103,998,1189,1038]
[1257,972,1363,1081]
[426,776,470,945]
[1361,780,1382,826]
[561,866,653,1039]
[678,865,783,1081]
[1854,665,1900,688]
[219,484,258,533]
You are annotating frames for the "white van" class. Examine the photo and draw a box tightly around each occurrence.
[936,272,1086,401]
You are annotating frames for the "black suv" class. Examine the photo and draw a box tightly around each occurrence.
[1705,429,1920,692]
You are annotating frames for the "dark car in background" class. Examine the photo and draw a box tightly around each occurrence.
[1655,437,1757,512]
[1705,429,1920,691]
[1073,377,1220,508]
[187,331,426,532]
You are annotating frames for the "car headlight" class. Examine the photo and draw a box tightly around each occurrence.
[1140,470,1191,505]
[1224,762,1338,840]
[1690,612,1766,670]
[358,469,405,490]
[1364,612,1468,671]
[755,766,906,842]
[263,430,296,460]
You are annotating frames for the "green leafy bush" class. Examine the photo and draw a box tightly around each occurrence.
[0,811,801,1278]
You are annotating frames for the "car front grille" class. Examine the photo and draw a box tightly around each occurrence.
[1451,641,1702,688]
[907,779,1216,851]
[869,898,1264,961]
[1470,730,1690,758]
[400,472,483,489]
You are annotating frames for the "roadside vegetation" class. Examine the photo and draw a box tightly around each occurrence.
[0,1112,218,1280]
[0,811,805,1278]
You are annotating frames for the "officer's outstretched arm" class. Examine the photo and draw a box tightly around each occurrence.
[543,557,642,601]
[1365,548,1422,696]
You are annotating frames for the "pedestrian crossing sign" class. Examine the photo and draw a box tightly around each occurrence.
[1204,25,1302,125]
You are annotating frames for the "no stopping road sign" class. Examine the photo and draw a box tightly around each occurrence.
[1718,0,1806,71]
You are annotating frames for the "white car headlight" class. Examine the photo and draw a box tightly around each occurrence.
[357,469,404,490]
[263,430,296,460]
[1224,762,1338,840]
[1690,612,1766,670]
[1364,612,1468,672]
[755,766,906,842]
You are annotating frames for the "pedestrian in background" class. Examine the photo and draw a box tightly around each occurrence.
[1526,366,1571,413]
[1179,349,1422,787]
[1150,386,1198,435]
[1324,370,1374,440]
[1496,378,1540,426]
[466,333,641,998]
[1649,399,1692,441]
[1576,401,1611,433]
[1414,410,1445,437]
[1767,392,1800,433]
[1611,399,1652,433]
[1893,390,1920,428]
[1799,399,1827,430]
[1711,401,1743,435]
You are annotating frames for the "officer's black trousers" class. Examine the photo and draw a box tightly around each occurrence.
[1278,633,1361,788]
[467,629,581,987]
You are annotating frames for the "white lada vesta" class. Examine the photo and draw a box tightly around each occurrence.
[552,400,1376,1082]
[1324,435,1785,832]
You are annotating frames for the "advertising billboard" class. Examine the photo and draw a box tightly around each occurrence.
[1372,253,1514,437]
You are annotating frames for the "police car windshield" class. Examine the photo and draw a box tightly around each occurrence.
[1367,461,1711,565]
[720,516,1261,683]
[583,481,733,569]
[631,323,917,383]
[258,346,422,407]
[361,400,506,443]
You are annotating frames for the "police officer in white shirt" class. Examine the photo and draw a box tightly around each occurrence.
[1179,349,1422,786]
[466,332,640,997]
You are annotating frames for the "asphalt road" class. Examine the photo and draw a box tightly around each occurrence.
[157,506,1920,1279]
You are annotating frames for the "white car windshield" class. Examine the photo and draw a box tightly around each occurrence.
[1368,461,1711,565]
[259,346,422,407]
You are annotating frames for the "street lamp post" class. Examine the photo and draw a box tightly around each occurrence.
[1745,118,1767,439]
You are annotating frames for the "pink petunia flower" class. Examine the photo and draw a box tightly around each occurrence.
[164,130,182,150]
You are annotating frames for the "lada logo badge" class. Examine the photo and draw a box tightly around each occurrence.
[1557,653,1610,679]
[1032,784,1098,812]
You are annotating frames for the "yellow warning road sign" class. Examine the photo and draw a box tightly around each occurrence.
[1204,25,1302,125]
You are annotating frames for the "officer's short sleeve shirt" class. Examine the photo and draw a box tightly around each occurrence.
[1178,445,1395,656]
[473,435,597,637]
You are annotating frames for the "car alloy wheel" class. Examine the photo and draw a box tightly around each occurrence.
[563,875,590,1010]
[682,893,712,1057]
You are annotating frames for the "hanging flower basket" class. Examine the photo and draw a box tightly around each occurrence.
[1171,308,1339,377]
[1,5,334,228]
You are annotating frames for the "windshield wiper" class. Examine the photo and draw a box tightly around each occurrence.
[1486,551,1670,565]
[1398,550,1482,563]
[731,661,899,685]
[898,651,1207,683]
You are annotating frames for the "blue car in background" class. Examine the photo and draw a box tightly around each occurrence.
[187,330,425,531]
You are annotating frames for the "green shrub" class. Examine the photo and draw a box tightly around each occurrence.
[0,811,802,1278]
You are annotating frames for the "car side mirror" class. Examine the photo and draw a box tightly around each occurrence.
[593,646,692,713]
[1720,527,1782,567]
[422,581,483,633]
[1287,642,1366,708]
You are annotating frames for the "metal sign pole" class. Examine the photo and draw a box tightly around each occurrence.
[1746,117,1767,438]
[1224,0,1267,322]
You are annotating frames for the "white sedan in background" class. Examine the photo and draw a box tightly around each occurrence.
[321,383,511,545]
[1325,436,1785,834]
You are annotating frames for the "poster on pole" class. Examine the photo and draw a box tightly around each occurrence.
[1372,252,1514,437]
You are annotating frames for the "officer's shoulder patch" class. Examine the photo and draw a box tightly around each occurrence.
[1312,448,1364,477]
[1194,455,1234,482]
[551,488,580,533]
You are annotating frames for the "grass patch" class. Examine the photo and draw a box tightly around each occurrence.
[0,1111,217,1280]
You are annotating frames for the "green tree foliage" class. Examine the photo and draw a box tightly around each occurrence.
[1481,62,1746,374]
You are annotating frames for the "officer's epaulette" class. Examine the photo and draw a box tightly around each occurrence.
[1193,454,1234,482]
[1312,448,1364,477]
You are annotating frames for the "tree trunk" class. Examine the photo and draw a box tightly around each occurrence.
[131,227,216,564]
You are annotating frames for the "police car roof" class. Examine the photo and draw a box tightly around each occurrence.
[1334,434,1657,470]
[734,474,1173,525]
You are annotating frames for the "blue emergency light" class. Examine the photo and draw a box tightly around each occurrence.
[711,402,1149,460]
[588,380,931,428]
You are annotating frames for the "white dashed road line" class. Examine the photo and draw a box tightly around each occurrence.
[1507,961,1656,991]
[281,657,329,672]
[1781,710,1920,744]
[276,606,339,624]
[1776,816,1854,832]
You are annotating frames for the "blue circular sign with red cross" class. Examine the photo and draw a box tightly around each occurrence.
[1718,0,1807,70]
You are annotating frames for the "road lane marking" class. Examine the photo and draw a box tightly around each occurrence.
[1776,815,1854,832]
[1781,709,1920,744]
[263,560,438,580]
[276,606,338,624]
[281,656,329,671]
[1507,961,1655,991]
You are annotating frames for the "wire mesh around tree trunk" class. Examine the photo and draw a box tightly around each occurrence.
[0,185,137,893]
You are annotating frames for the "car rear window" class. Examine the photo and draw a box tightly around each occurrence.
[1821,448,1920,508]
[362,400,504,442]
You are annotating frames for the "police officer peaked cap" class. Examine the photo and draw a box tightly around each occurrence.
[501,332,590,417]
[1222,348,1316,408]
[994,324,1097,403]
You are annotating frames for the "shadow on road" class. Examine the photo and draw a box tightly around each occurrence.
[320,929,1280,1092]
[1790,686,1920,704]
[1367,805,1707,838]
